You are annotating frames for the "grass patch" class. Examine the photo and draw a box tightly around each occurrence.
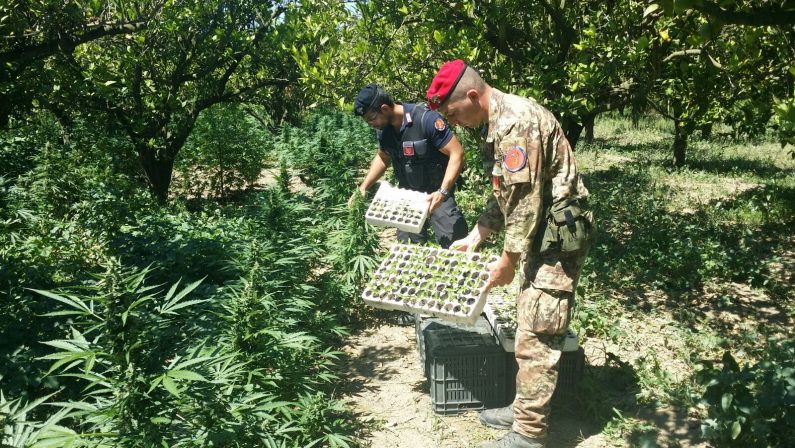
[563,114,794,446]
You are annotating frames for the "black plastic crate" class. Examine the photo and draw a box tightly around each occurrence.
[506,346,585,402]
[426,326,511,415]
[415,316,491,377]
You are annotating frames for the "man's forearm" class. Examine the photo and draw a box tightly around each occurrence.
[359,154,388,192]
[440,148,463,192]
[501,250,521,268]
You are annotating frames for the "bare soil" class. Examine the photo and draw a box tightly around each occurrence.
[340,318,712,448]
[341,323,615,448]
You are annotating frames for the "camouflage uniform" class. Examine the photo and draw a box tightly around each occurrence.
[477,89,592,439]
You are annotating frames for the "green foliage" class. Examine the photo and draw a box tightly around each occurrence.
[327,191,381,291]
[275,109,373,205]
[696,339,795,446]
[1,0,318,200]
[1,108,375,447]
[583,155,785,292]
[773,95,795,153]
[5,258,354,447]
[0,391,76,448]
[175,104,272,199]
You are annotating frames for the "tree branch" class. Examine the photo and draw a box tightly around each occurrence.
[0,21,148,66]
[693,1,795,26]
[539,0,577,61]
[663,48,703,62]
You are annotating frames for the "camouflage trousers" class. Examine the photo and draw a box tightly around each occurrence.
[511,286,574,439]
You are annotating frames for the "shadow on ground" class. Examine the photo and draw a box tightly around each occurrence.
[546,356,640,447]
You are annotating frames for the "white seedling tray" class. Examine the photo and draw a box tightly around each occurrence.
[362,244,499,325]
[483,282,519,352]
[365,181,429,234]
[483,283,578,353]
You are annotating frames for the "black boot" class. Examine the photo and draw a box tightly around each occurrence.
[479,431,545,448]
[479,405,514,429]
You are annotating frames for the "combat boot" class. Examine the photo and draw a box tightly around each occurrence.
[479,431,545,448]
[479,405,514,429]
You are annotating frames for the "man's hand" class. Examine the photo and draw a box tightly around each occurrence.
[449,231,478,252]
[348,188,366,208]
[449,224,492,252]
[426,191,445,214]
[449,237,470,252]
[488,251,520,287]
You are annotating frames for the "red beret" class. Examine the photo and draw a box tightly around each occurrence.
[426,59,467,110]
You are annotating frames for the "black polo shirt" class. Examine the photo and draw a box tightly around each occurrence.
[376,103,453,157]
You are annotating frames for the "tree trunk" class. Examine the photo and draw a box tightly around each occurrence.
[219,157,226,200]
[584,113,596,144]
[700,123,713,140]
[138,147,175,203]
[673,121,688,168]
[562,116,584,150]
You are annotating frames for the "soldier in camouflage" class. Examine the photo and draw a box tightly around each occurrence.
[426,60,594,448]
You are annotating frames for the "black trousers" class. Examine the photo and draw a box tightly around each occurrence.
[396,194,468,249]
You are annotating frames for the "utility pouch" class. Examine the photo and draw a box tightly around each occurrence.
[534,198,594,255]
[412,139,429,157]
[518,287,571,336]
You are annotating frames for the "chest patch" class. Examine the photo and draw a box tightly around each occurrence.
[502,146,527,173]
[402,142,415,156]
[434,118,446,132]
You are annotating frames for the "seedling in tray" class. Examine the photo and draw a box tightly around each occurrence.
[365,182,429,233]
[485,282,518,326]
[484,281,519,352]
[362,244,499,325]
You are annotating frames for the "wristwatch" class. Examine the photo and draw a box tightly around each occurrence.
[437,187,450,199]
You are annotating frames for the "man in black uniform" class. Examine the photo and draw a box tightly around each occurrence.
[351,83,468,248]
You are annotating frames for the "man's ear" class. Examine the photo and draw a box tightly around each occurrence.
[379,103,390,114]
[465,89,480,103]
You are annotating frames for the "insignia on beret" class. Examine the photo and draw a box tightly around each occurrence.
[426,59,467,110]
[354,105,363,115]
[502,146,527,173]
[434,118,446,131]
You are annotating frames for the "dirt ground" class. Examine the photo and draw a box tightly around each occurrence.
[339,317,713,448]
[340,323,622,448]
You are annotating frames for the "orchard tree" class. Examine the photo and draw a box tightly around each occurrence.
[647,0,795,164]
[71,1,297,201]
[1,1,332,201]
[332,0,654,148]
[0,1,155,129]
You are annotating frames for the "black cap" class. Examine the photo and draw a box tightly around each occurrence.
[353,83,388,116]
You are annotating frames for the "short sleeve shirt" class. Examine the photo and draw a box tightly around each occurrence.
[376,103,453,157]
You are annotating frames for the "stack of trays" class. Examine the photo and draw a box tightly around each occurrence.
[483,282,519,352]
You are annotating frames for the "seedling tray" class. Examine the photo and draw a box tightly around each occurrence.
[365,181,429,234]
[362,244,499,325]
[483,283,519,352]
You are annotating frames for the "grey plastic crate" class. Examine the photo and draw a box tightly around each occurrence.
[415,316,491,378]
[506,346,585,402]
[426,327,511,415]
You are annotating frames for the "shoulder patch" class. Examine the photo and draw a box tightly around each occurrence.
[502,146,527,173]
[434,118,446,131]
